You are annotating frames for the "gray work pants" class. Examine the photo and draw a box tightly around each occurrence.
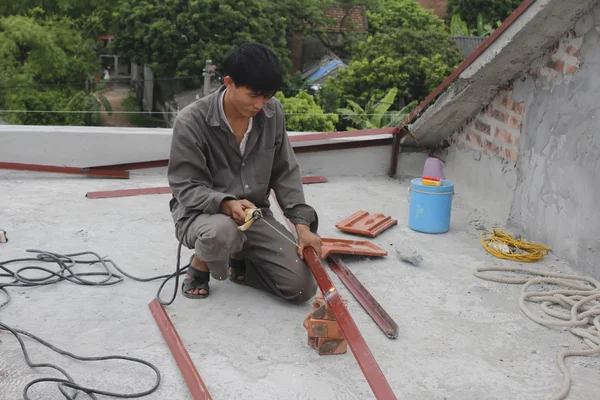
[175,211,317,303]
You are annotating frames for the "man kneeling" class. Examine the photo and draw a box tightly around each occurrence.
[167,43,321,303]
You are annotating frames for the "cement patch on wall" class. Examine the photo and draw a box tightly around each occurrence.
[438,147,517,224]
[509,8,600,278]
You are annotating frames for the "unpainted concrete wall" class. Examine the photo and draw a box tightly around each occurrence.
[509,9,600,278]
[436,85,523,222]
[434,5,600,277]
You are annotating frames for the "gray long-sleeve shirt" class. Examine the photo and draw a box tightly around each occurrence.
[167,86,318,233]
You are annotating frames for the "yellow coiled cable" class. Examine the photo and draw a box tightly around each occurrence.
[480,228,551,262]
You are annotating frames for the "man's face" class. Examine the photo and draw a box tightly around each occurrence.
[224,76,272,118]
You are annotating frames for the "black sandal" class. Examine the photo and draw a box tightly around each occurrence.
[182,266,210,299]
[229,258,246,284]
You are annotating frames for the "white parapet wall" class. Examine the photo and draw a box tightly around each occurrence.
[0,125,397,175]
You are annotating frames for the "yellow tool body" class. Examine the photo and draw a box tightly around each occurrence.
[237,208,264,231]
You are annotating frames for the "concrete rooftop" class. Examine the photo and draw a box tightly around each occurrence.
[0,168,598,399]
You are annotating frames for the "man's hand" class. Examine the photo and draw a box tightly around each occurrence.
[296,224,322,260]
[220,199,256,225]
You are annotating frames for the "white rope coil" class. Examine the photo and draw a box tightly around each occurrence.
[474,266,600,400]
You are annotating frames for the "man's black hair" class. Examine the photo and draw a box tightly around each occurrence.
[223,43,283,97]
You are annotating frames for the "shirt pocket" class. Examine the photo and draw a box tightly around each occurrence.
[255,146,276,184]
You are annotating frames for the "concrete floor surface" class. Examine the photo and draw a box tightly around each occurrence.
[0,170,598,399]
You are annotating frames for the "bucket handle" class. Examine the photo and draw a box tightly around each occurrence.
[408,187,455,203]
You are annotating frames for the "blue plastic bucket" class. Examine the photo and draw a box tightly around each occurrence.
[408,178,454,233]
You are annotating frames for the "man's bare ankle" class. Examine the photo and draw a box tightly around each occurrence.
[190,255,209,272]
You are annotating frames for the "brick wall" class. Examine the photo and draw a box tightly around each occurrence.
[529,29,584,87]
[446,28,585,163]
[447,86,523,162]
[417,0,447,18]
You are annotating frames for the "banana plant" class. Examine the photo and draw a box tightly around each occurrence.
[338,87,409,130]
[450,14,471,36]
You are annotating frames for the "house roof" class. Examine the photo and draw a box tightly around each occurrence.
[402,0,598,148]
[325,6,367,33]
[3,163,597,399]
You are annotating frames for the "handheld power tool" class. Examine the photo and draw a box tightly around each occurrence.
[237,208,300,248]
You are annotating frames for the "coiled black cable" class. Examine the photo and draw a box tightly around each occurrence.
[0,218,195,399]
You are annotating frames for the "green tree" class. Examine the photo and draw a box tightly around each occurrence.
[447,0,523,28]
[275,90,338,132]
[111,0,290,84]
[266,0,375,60]
[368,0,447,34]
[0,15,101,125]
[0,0,121,39]
[320,0,462,110]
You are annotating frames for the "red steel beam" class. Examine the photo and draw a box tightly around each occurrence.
[303,248,397,400]
[388,0,537,176]
[87,160,169,171]
[148,299,213,400]
[271,191,397,396]
[86,176,328,199]
[272,191,397,339]
[301,175,328,184]
[86,186,172,199]
[0,162,129,179]
[327,254,398,339]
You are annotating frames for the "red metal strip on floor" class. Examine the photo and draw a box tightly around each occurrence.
[302,248,398,400]
[0,162,129,179]
[301,176,328,184]
[83,168,130,179]
[87,160,170,171]
[327,254,399,339]
[148,299,213,400]
[269,190,397,397]
[86,186,172,199]
[85,176,327,199]
[271,191,397,336]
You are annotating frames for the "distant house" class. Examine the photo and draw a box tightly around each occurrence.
[417,0,448,18]
[302,55,346,92]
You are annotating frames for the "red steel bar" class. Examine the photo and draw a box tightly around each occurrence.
[388,0,537,176]
[148,299,213,400]
[86,176,327,199]
[87,160,169,171]
[272,191,397,339]
[0,162,129,179]
[86,186,172,199]
[327,254,398,339]
[301,175,328,184]
[303,248,397,400]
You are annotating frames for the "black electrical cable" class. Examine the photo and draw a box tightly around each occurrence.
[0,218,196,400]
